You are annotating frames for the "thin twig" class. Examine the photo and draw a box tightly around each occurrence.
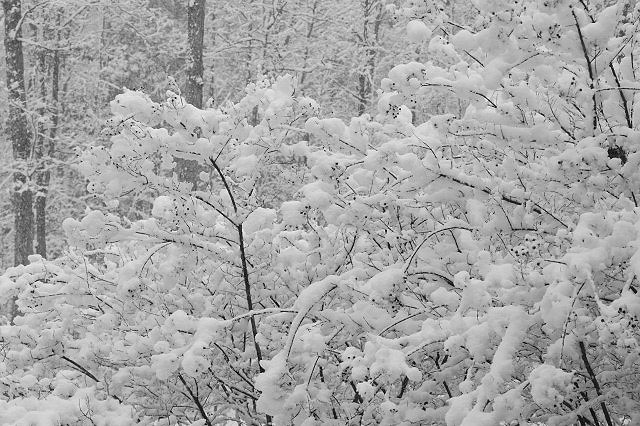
[578,341,613,426]
[178,373,213,426]
[61,356,99,382]
[209,157,237,213]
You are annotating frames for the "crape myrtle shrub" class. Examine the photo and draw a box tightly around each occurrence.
[2,0,640,424]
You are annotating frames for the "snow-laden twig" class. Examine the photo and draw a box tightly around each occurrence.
[284,276,338,360]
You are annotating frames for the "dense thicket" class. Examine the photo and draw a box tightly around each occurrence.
[1,0,640,425]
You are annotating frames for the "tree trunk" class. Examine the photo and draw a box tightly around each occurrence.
[33,15,60,259]
[176,0,206,190]
[34,46,47,258]
[299,0,320,87]
[3,0,33,321]
[185,0,205,108]
[356,0,383,116]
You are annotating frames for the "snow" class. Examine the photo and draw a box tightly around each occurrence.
[370,346,422,382]
[5,3,640,424]
[243,207,277,234]
[582,4,619,47]
[634,93,640,128]
[280,200,307,226]
[0,388,137,425]
[406,20,431,43]
[255,352,288,414]
[278,246,306,267]
[181,340,211,377]
[299,181,333,209]
[292,276,338,312]
[363,267,404,300]
[429,287,460,308]
[483,263,515,288]
[457,278,490,313]
[151,352,180,380]
[528,364,573,407]
[320,117,346,138]
[152,195,174,218]
[356,381,376,400]
[231,154,259,177]
[451,29,476,51]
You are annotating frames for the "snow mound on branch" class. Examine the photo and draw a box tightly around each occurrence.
[369,346,422,382]
[430,287,460,308]
[406,20,431,43]
[363,267,404,300]
[255,352,288,415]
[528,364,572,407]
[451,29,476,50]
[243,207,277,234]
[0,388,137,425]
[151,195,173,218]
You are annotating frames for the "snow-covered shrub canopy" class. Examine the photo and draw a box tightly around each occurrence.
[2,0,640,425]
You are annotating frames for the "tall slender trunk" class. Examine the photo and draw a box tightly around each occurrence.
[33,14,60,258]
[34,46,47,258]
[100,7,110,105]
[186,0,205,108]
[177,0,206,189]
[299,0,320,86]
[3,0,33,321]
[246,21,259,126]
[356,0,383,116]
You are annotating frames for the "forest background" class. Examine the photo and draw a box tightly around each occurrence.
[0,0,465,267]
[2,0,640,425]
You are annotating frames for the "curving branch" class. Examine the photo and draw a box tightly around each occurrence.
[578,341,613,426]
[178,373,213,426]
[405,226,472,271]
[61,355,99,383]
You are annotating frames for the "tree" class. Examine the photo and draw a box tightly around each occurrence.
[32,7,62,258]
[175,0,206,189]
[2,0,640,425]
[355,0,386,116]
[186,0,205,108]
[3,0,33,321]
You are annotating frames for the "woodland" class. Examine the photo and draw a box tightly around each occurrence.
[1,0,640,425]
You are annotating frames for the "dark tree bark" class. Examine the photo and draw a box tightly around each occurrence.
[298,0,320,87]
[33,16,60,259]
[4,0,33,264]
[186,0,205,109]
[34,47,47,258]
[176,0,206,189]
[3,0,33,320]
[356,0,384,116]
